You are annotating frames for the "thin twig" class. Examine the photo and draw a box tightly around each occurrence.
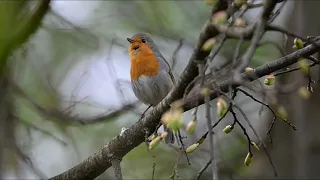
[266,24,307,41]
[206,35,228,71]
[177,130,191,165]
[151,159,156,180]
[144,129,156,180]
[18,118,67,146]
[170,153,182,180]
[268,0,287,23]
[234,103,278,176]
[235,20,265,76]
[274,62,317,76]
[196,159,211,180]
[194,106,231,148]
[230,107,252,155]
[232,89,278,176]
[205,94,218,180]
[230,34,245,97]
[171,39,184,71]
[306,55,320,64]
[49,8,320,180]
[15,146,48,179]
[106,38,127,104]
[111,158,123,180]
[12,81,139,125]
[235,88,278,141]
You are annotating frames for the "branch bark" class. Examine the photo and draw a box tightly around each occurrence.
[49,38,320,180]
[111,158,123,180]
[48,1,320,180]
[49,2,229,180]
[183,39,320,110]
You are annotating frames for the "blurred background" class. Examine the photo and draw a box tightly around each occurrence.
[1,0,320,179]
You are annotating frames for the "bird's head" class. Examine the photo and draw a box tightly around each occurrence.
[127,33,156,57]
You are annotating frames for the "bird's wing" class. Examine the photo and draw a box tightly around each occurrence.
[168,69,176,85]
[156,53,176,85]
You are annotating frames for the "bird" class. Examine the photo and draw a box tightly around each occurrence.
[127,32,175,144]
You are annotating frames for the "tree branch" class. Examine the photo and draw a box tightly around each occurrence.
[111,158,123,180]
[49,2,229,180]
[49,38,320,180]
[183,39,320,110]
[11,82,140,125]
[48,1,320,178]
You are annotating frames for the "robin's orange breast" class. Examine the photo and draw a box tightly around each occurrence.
[129,44,160,81]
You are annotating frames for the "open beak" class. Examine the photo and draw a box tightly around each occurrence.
[127,38,135,43]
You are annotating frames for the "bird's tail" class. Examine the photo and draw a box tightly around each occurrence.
[163,125,175,144]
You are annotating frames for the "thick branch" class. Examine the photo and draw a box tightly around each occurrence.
[183,39,320,110]
[262,0,278,21]
[48,3,320,180]
[49,38,320,180]
[49,3,229,180]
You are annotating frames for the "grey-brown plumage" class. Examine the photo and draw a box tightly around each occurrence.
[128,32,175,144]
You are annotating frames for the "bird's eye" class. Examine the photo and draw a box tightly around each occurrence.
[141,38,146,43]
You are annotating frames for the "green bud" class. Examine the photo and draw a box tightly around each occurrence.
[186,143,199,154]
[251,142,260,151]
[149,136,161,150]
[202,38,216,52]
[199,137,206,144]
[245,67,253,72]
[162,108,183,132]
[244,152,253,166]
[298,58,309,75]
[269,96,278,106]
[234,0,247,8]
[201,88,210,96]
[277,106,288,120]
[217,98,228,118]
[264,74,275,86]
[186,119,197,134]
[171,100,184,110]
[161,111,172,125]
[151,134,157,140]
[167,118,183,132]
[292,45,297,50]
[293,38,304,50]
[212,11,228,25]
[223,125,233,134]
[240,3,248,10]
[307,86,313,92]
[298,87,311,99]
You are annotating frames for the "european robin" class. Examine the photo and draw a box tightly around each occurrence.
[127,32,175,144]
